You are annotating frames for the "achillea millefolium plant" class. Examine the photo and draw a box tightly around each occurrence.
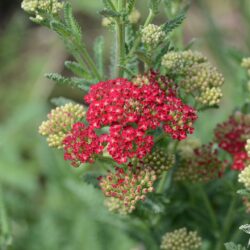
[19,0,250,249]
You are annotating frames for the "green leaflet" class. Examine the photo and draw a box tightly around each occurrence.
[128,0,136,14]
[237,189,250,197]
[103,0,116,11]
[50,20,71,39]
[150,0,162,14]
[50,97,77,107]
[99,9,121,18]
[45,73,91,91]
[64,61,92,79]
[224,242,247,250]
[162,11,186,34]
[63,2,82,40]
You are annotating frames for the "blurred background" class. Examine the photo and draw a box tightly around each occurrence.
[0,0,249,249]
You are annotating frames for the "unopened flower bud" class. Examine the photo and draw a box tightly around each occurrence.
[39,103,85,149]
[100,165,157,214]
[141,24,165,47]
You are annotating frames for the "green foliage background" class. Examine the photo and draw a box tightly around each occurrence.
[0,0,250,249]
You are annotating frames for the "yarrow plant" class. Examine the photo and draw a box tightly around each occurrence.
[21,0,250,249]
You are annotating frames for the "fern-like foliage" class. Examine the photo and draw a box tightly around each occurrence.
[162,11,186,33]
[225,242,247,250]
[50,97,77,107]
[64,61,92,79]
[128,0,136,14]
[45,73,91,91]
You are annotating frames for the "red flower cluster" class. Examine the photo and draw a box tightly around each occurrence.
[99,164,157,214]
[214,112,250,170]
[63,72,197,165]
[63,122,105,167]
[175,143,226,182]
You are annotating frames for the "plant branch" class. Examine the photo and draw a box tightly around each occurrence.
[115,0,126,77]
[215,195,237,250]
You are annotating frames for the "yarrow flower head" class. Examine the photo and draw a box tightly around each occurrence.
[239,165,250,189]
[160,227,202,250]
[63,122,106,167]
[38,103,85,149]
[99,164,157,214]
[142,149,175,175]
[174,143,226,182]
[82,71,197,164]
[214,111,250,170]
[162,50,224,106]
[141,24,165,47]
[21,0,64,22]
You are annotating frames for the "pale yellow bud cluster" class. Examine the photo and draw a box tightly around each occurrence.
[242,57,250,73]
[141,24,165,47]
[102,18,114,27]
[132,75,150,87]
[128,9,141,24]
[162,51,224,106]
[102,9,140,27]
[160,228,202,250]
[239,165,250,189]
[246,139,250,157]
[162,50,207,75]
[21,0,63,22]
[39,103,85,149]
[176,138,201,159]
[104,197,130,215]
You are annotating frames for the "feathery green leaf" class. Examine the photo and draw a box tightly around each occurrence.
[162,11,186,33]
[64,61,92,79]
[45,73,91,91]
[128,0,136,14]
[99,9,121,18]
[50,97,77,107]
[63,2,82,39]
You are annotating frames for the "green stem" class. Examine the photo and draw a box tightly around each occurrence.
[156,171,168,193]
[197,185,219,232]
[115,0,126,77]
[128,8,155,58]
[0,185,12,250]
[79,45,102,81]
[215,196,237,250]
[156,140,179,194]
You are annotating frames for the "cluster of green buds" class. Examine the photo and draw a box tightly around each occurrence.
[174,143,226,183]
[99,165,157,214]
[142,149,175,175]
[160,228,202,250]
[38,103,85,149]
[21,0,64,22]
[162,50,224,106]
[239,166,250,189]
[141,24,165,47]
[102,9,140,27]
